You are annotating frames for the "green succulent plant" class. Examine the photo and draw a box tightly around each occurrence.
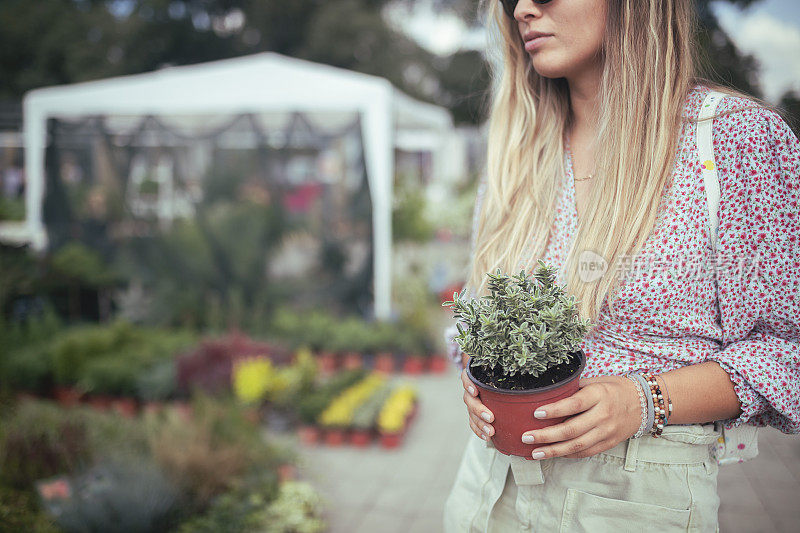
[442,260,591,379]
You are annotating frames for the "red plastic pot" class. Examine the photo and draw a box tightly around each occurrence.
[86,395,114,412]
[403,355,425,375]
[53,386,83,407]
[429,356,448,374]
[349,429,373,447]
[298,425,321,445]
[343,352,363,370]
[467,351,586,459]
[324,428,347,446]
[373,352,395,374]
[278,463,297,483]
[379,431,403,449]
[111,398,138,418]
[317,351,339,374]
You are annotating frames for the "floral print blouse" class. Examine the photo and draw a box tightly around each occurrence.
[444,85,800,463]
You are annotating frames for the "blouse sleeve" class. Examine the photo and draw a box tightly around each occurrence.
[443,173,488,370]
[705,99,800,433]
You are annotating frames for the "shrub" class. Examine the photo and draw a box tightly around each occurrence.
[148,394,290,509]
[254,481,325,533]
[0,401,91,490]
[442,262,591,378]
[136,358,178,402]
[295,368,366,426]
[43,458,181,533]
[176,333,291,396]
[0,486,60,532]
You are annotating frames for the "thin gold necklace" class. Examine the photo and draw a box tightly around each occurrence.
[574,173,594,182]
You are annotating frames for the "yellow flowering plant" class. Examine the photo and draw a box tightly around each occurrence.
[317,374,386,428]
[377,386,417,434]
[232,356,275,404]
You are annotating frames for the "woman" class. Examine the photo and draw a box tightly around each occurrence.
[443,0,799,531]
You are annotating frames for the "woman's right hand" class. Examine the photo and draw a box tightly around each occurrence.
[461,366,495,441]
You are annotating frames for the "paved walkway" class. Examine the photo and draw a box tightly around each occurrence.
[295,366,800,532]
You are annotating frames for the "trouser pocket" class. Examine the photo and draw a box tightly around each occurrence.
[559,486,691,532]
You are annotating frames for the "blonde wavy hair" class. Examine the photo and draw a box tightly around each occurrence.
[466,0,757,329]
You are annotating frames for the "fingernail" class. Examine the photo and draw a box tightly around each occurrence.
[522,435,535,444]
[483,425,493,435]
[532,451,545,460]
[481,412,492,423]
[468,386,476,396]
[534,410,546,419]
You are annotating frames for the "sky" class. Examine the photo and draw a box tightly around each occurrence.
[384,0,800,103]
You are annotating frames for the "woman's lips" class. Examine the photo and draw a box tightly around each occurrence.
[524,35,553,52]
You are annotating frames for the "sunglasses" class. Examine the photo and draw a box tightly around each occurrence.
[500,0,553,18]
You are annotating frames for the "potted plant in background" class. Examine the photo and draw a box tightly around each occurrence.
[338,317,366,370]
[377,385,417,449]
[442,261,591,458]
[349,384,391,447]
[372,322,397,374]
[399,330,425,375]
[306,312,338,374]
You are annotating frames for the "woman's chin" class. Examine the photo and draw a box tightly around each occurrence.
[528,57,568,80]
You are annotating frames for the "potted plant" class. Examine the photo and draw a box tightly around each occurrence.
[337,317,366,370]
[371,322,397,373]
[349,385,391,447]
[398,331,425,375]
[377,386,417,449]
[442,261,591,458]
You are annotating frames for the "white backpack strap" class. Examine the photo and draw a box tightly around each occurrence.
[696,90,725,251]
[698,91,761,466]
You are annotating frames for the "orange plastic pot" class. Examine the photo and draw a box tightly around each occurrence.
[466,351,586,459]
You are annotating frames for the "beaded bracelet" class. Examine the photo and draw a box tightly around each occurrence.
[657,374,674,425]
[624,373,648,438]
[644,373,666,437]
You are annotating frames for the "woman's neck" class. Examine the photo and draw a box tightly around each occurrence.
[566,64,602,141]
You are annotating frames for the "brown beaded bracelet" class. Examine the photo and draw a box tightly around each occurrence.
[644,372,666,437]
[656,374,673,425]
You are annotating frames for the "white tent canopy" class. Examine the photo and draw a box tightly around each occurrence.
[22,51,455,320]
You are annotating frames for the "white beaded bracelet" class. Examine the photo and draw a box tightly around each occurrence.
[625,372,648,439]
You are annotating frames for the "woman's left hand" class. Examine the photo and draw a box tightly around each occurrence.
[522,375,644,460]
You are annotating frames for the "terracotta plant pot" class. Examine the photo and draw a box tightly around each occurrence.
[143,401,165,416]
[466,351,586,459]
[402,355,425,375]
[343,351,363,370]
[324,428,347,446]
[317,351,339,374]
[53,386,83,407]
[349,429,373,447]
[111,398,138,418]
[379,431,403,449]
[86,395,114,412]
[298,425,321,445]
[373,352,395,374]
[429,356,448,374]
[278,463,297,483]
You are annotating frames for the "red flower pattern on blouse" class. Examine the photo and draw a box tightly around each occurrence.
[445,85,800,435]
